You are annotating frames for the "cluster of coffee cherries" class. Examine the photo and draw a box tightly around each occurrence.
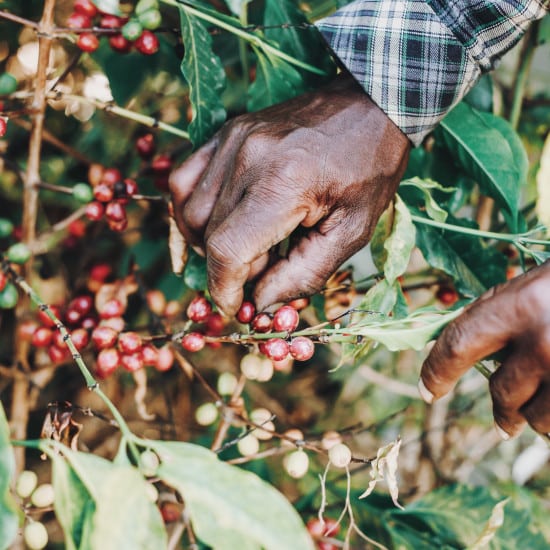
[83,166,138,232]
[68,0,161,55]
[134,132,174,192]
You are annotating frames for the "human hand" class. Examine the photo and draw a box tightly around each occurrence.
[420,260,550,438]
[170,73,410,316]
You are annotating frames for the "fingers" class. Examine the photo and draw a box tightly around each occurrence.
[205,197,307,316]
[522,383,550,435]
[253,208,369,311]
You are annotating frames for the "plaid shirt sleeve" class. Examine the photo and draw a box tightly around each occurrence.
[316,0,549,146]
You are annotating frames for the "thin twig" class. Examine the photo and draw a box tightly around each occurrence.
[0,10,38,28]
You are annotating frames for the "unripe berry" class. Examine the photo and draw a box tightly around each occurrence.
[120,352,143,372]
[85,201,105,221]
[284,450,309,479]
[139,450,159,476]
[23,522,48,550]
[135,30,159,55]
[182,332,205,352]
[240,353,268,380]
[261,338,289,361]
[237,434,260,456]
[92,326,119,349]
[77,33,100,53]
[186,295,212,322]
[155,345,174,371]
[0,217,14,237]
[118,331,142,354]
[251,312,272,333]
[289,336,314,361]
[328,443,352,468]
[0,282,18,309]
[72,182,93,203]
[122,19,143,41]
[217,371,238,395]
[7,242,31,264]
[321,430,342,451]
[273,305,299,332]
[15,470,38,499]
[0,73,17,95]
[281,429,304,448]
[31,483,55,508]
[195,402,218,426]
[138,8,162,30]
[236,301,255,324]
[96,347,120,377]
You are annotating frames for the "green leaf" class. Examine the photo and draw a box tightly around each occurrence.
[224,0,252,16]
[370,207,392,272]
[463,74,493,112]
[438,102,527,230]
[0,403,18,550]
[400,178,452,223]
[247,48,304,111]
[93,0,121,15]
[184,248,207,290]
[48,448,167,550]
[383,196,416,285]
[151,440,314,550]
[179,8,227,147]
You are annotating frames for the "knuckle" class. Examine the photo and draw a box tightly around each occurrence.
[489,374,514,409]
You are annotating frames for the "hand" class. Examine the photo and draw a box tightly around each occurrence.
[420,260,550,438]
[170,73,410,316]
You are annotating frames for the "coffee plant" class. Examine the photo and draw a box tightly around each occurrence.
[1,1,550,548]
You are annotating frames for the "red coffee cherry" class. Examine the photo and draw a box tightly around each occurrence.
[80,315,98,330]
[289,336,314,361]
[236,301,255,324]
[436,286,458,306]
[96,347,120,378]
[64,307,82,326]
[100,14,125,29]
[99,298,125,319]
[0,118,8,138]
[105,200,126,222]
[151,154,172,174]
[85,201,105,221]
[93,183,114,203]
[124,178,138,198]
[73,0,98,18]
[38,305,62,328]
[92,326,119,349]
[67,12,92,29]
[206,312,225,335]
[31,327,53,348]
[101,167,122,186]
[272,305,299,333]
[68,219,86,238]
[287,297,309,310]
[107,217,128,232]
[186,295,212,323]
[141,344,159,367]
[120,352,144,372]
[261,338,289,361]
[77,32,100,53]
[69,295,93,315]
[0,271,7,292]
[48,344,70,363]
[182,332,205,352]
[251,312,273,333]
[136,134,156,159]
[135,30,159,55]
[109,34,132,53]
[155,345,174,371]
[90,263,111,282]
[71,328,90,350]
[118,331,142,354]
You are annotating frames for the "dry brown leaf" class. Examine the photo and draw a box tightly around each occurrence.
[133,368,155,421]
[169,217,188,275]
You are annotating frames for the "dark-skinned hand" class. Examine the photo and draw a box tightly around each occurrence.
[170,72,410,316]
[420,260,550,439]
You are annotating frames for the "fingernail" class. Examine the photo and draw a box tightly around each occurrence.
[191,245,205,257]
[494,423,510,441]
[417,379,434,404]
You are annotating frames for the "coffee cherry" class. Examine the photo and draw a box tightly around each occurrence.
[74,0,98,18]
[146,289,166,316]
[100,316,125,332]
[236,301,255,324]
[0,282,18,309]
[71,328,89,350]
[289,336,314,361]
[288,297,310,310]
[206,312,225,335]
[160,501,182,523]
[48,345,70,363]
[261,338,289,361]
[93,183,114,203]
[182,332,205,352]
[7,242,31,264]
[195,402,218,426]
[163,300,181,319]
[99,298,124,319]
[77,32,100,53]
[31,327,53,348]
[321,430,342,450]
[101,167,122,186]
[107,217,128,232]
[80,315,98,330]
[0,117,6,138]
[139,450,159,476]
[0,217,14,237]
[328,443,352,468]
[68,219,87,238]
[85,201,104,221]
[38,305,61,327]
[155,345,174,371]
[92,326,118,349]
[122,20,143,41]
[306,518,340,539]
[16,470,38,499]
[136,133,156,159]
[52,330,65,349]
[90,263,111,282]
[436,286,459,306]
[67,12,92,29]
[0,272,7,293]
[141,343,159,367]
[96,347,120,377]
[284,450,309,479]
[186,295,212,323]
[109,34,132,53]
[0,73,17,95]
[217,371,238,395]
[120,352,143,372]
[237,434,260,456]
[251,312,272,333]
[105,200,126,222]
[69,295,93,315]
[100,14,124,29]
[138,8,162,30]
[23,522,48,550]
[65,307,82,325]
[136,0,159,15]
[31,483,55,508]
[135,30,159,55]
[19,319,39,341]
[123,178,138,198]
[273,305,299,332]
[151,154,172,174]
[118,331,142,354]
[72,182,93,203]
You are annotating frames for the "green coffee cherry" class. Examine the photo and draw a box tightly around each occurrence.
[0,218,14,238]
[16,470,38,499]
[7,242,31,264]
[0,73,17,95]
[136,0,159,15]
[23,522,48,550]
[72,182,94,203]
[122,20,143,41]
[0,282,18,309]
[138,9,162,30]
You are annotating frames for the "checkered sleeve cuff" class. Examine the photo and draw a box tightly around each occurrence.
[316,0,549,146]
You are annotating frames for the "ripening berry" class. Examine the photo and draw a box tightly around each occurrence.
[99,298,125,319]
[73,0,98,18]
[96,347,120,377]
[122,19,143,41]
[92,325,119,349]
[273,305,299,333]
[251,312,272,333]
[436,286,459,306]
[100,316,125,332]
[306,518,340,539]
[107,217,128,232]
[0,117,7,138]
[195,402,218,426]
[163,300,181,319]
[160,501,182,523]
[155,345,174,371]
[186,295,212,323]
[328,443,352,468]
[145,289,166,316]
[284,450,309,479]
[236,301,255,324]
[141,344,159,367]
[118,331,142,354]
[31,327,53,348]
[135,30,159,55]
[136,133,156,159]
[93,183,114,203]
[18,319,39,341]
[15,470,38,499]
[77,32,100,53]
[287,297,309,310]
[182,332,205,352]
[261,338,289,361]
[23,522,48,550]
[30,483,55,508]
[0,271,8,292]
[85,201,105,221]
[289,336,314,361]
[101,167,122,186]
[120,352,144,372]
